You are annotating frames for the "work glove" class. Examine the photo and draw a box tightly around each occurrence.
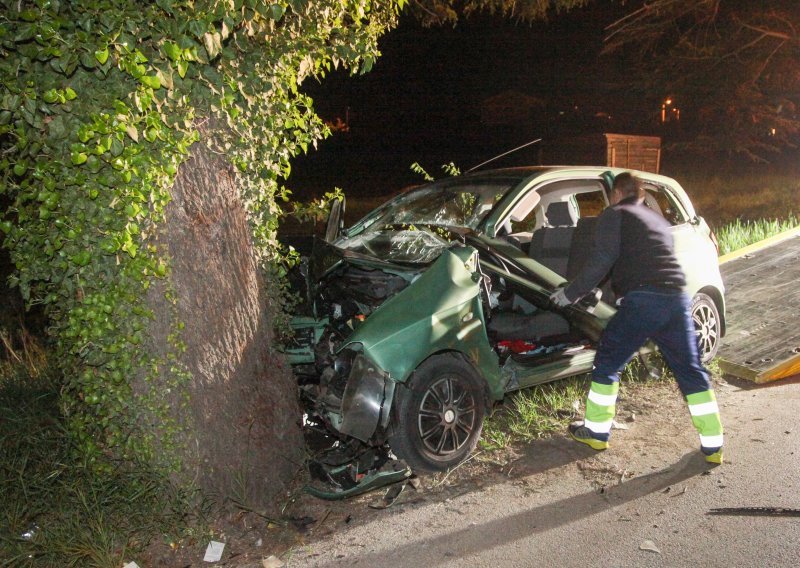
[549,288,572,307]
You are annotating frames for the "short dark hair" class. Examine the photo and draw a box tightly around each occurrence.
[613,172,643,200]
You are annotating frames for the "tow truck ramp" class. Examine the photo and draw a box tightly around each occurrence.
[717,227,800,383]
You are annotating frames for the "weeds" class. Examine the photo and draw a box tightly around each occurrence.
[480,356,673,457]
[715,216,800,256]
[0,331,201,567]
[481,376,588,453]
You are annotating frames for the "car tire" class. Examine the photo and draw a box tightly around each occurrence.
[388,354,486,472]
[691,293,720,363]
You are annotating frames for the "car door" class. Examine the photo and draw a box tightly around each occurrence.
[467,234,615,392]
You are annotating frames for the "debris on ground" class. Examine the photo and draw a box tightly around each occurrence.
[203,540,225,562]
[304,435,411,500]
[708,507,800,517]
[639,540,661,554]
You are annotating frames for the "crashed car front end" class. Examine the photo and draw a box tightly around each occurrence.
[288,236,499,451]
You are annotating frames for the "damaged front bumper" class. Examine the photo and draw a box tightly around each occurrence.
[339,349,396,442]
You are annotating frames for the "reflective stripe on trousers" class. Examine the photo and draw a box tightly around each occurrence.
[584,381,619,440]
[686,390,724,450]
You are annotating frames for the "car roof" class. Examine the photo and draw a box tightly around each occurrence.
[460,165,676,183]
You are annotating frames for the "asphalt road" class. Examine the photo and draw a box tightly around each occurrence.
[284,376,800,568]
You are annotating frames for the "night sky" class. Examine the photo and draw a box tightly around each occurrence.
[289,4,649,199]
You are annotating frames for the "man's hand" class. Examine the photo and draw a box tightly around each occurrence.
[549,288,572,307]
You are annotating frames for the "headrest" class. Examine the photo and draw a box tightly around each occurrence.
[545,201,577,227]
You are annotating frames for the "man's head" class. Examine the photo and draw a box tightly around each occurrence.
[610,172,644,205]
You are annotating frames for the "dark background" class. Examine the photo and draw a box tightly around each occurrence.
[289,5,667,199]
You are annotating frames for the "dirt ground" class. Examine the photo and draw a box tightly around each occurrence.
[137,372,729,567]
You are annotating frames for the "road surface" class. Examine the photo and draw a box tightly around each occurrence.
[282,376,800,567]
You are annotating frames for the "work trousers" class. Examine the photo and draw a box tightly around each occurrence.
[583,288,724,451]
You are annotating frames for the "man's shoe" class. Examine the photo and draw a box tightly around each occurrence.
[568,423,609,451]
[703,448,724,464]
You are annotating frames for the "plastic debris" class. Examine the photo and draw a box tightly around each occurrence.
[611,420,629,430]
[639,540,661,554]
[262,556,285,568]
[203,541,225,562]
[20,524,38,541]
[369,481,406,509]
[123,563,140,568]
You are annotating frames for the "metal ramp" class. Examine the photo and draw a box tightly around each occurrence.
[717,227,800,382]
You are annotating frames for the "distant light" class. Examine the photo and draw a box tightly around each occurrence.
[665,98,673,105]
[770,128,777,136]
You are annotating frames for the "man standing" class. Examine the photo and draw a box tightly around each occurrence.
[549,172,724,464]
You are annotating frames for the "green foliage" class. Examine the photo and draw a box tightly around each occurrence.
[410,160,461,181]
[481,376,587,452]
[410,161,434,181]
[410,0,590,26]
[0,345,200,567]
[0,0,404,468]
[716,216,800,256]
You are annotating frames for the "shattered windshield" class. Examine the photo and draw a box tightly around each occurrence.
[359,177,517,231]
[343,229,450,264]
[336,176,522,263]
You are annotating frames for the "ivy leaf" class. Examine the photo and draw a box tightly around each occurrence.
[15,24,37,42]
[139,75,161,89]
[43,89,59,104]
[269,4,286,20]
[20,9,39,22]
[156,0,174,13]
[65,87,78,101]
[202,32,221,60]
[125,125,139,142]
[71,151,88,165]
[163,41,181,61]
[94,47,109,65]
[188,20,206,39]
[176,59,188,78]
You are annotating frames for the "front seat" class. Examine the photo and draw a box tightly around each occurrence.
[528,201,577,276]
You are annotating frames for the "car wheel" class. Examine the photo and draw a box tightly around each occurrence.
[691,293,720,363]
[388,355,486,472]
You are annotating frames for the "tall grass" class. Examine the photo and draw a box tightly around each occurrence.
[0,332,202,567]
[715,215,800,256]
[480,358,670,456]
[481,376,587,452]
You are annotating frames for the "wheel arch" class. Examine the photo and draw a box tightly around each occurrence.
[413,349,496,411]
[695,285,726,338]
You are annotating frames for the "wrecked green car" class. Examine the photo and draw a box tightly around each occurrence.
[288,167,726,473]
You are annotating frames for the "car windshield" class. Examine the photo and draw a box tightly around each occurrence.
[358,176,521,231]
[336,176,523,263]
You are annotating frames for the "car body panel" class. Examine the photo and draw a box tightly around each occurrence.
[342,245,502,396]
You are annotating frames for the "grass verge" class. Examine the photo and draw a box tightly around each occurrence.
[480,358,672,458]
[0,332,204,568]
[715,215,800,256]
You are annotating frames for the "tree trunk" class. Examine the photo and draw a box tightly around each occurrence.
[147,132,304,508]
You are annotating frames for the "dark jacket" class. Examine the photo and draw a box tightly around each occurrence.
[564,196,686,302]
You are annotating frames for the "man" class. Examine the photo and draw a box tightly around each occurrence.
[550,172,724,464]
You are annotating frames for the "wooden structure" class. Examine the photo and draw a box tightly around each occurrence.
[717,227,800,382]
[603,133,661,173]
[533,133,662,173]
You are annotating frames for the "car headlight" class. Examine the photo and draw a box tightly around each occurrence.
[334,345,361,379]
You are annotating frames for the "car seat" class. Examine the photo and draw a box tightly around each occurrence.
[528,201,578,276]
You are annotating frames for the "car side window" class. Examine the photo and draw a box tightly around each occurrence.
[574,190,607,217]
[641,183,688,226]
